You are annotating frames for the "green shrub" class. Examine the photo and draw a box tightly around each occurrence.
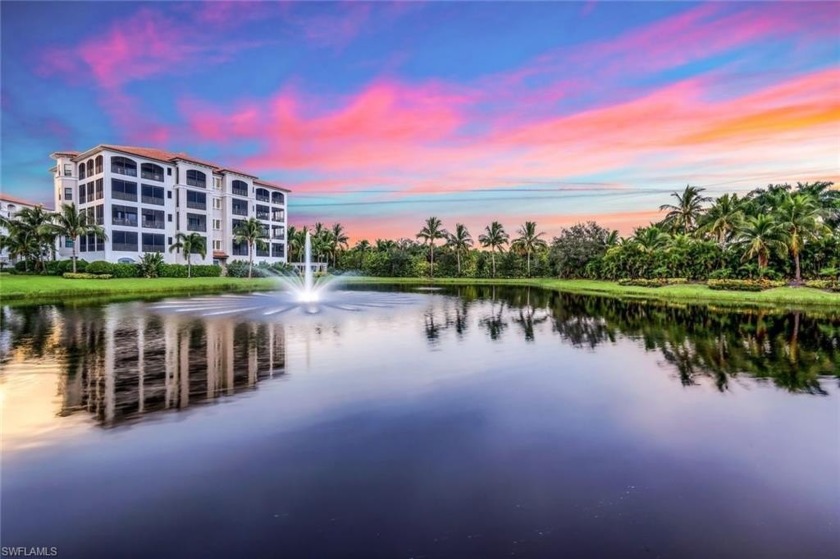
[159,264,188,278]
[189,265,222,277]
[86,260,114,275]
[708,279,786,291]
[111,263,140,278]
[44,261,63,276]
[57,259,88,274]
[14,261,27,272]
[139,253,163,278]
[63,273,113,279]
[804,279,839,291]
[618,278,688,288]
[708,268,732,280]
[818,267,839,280]
[226,260,271,278]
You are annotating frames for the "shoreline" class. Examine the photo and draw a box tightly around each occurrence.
[1,274,838,310]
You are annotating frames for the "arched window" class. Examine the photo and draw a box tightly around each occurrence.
[87,160,94,176]
[255,188,269,202]
[79,163,86,179]
[141,163,164,182]
[111,156,137,177]
[95,155,103,174]
[272,192,285,204]
[231,180,248,196]
[186,170,206,187]
[7,204,16,215]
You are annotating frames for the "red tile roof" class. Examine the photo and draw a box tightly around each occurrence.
[254,179,290,192]
[212,251,229,259]
[0,192,52,209]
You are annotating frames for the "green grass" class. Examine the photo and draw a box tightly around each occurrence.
[1,274,838,310]
[342,277,840,309]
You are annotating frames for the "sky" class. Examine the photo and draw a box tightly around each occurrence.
[1,1,838,241]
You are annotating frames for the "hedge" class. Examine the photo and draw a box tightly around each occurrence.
[63,273,113,279]
[159,263,222,278]
[804,280,840,292]
[617,278,688,288]
[85,260,113,275]
[707,279,787,292]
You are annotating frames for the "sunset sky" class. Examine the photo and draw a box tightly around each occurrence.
[1,1,838,241]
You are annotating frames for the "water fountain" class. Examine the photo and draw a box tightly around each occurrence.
[151,231,419,320]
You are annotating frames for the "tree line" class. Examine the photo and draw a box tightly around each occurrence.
[295,182,838,282]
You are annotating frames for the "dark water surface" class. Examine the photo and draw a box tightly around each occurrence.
[2,286,838,558]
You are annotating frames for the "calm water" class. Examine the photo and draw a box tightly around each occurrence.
[2,286,838,558]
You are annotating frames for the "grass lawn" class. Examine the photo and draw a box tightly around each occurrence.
[1,274,838,309]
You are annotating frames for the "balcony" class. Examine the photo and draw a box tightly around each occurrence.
[112,218,138,227]
[187,223,207,232]
[256,194,269,202]
[272,211,285,222]
[187,200,207,210]
[141,171,164,182]
[232,245,249,256]
[112,191,137,202]
[256,212,269,220]
[232,187,248,197]
[142,244,164,253]
[142,220,165,230]
[113,243,138,252]
[232,207,248,216]
[142,195,165,206]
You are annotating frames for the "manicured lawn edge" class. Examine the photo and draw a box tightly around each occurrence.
[1,275,838,309]
[341,277,840,309]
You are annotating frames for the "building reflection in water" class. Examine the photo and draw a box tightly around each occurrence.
[54,306,286,427]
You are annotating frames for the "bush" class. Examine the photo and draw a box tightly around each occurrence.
[818,267,839,280]
[708,268,732,280]
[57,259,88,274]
[111,263,140,278]
[63,273,113,279]
[14,261,27,272]
[226,260,272,278]
[86,260,114,275]
[44,261,63,276]
[707,279,786,291]
[804,279,840,291]
[139,253,163,278]
[159,264,188,278]
[618,278,688,288]
[190,265,223,277]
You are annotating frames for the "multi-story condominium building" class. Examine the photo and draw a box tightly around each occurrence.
[0,193,52,266]
[50,145,289,265]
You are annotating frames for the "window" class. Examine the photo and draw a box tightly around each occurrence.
[141,184,165,205]
[232,180,248,197]
[213,198,221,210]
[214,177,222,190]
[186,213,206,232]
[232,240,248,256]
[168,237,172,245]
[213,240,222,250]
[186,169,206,188]
[213,219,221,230]
[186,190,206,210]
[272,243,285,258]
[272,208,285,222]
[142,208,165,229]
[257,244,269,257]
[65,237,73,248]
[255,188,270,202]
[141,163,164,182]
[167,191,172,199]
[64,187,73,201]
[168,214,172,222]
[232,199,248,216]
[79,185,87,204]
[272,226,285,239]
[142,233,166,253]
[111,156,137,177]
[94,205,104,225]
[63,163,72,177]
[272,191,285,204]
[256,204,269,220]
[167,168,172,176]
[112,230,138,252]
[87,160,94,177]
[112,204,138,227]
[87,183,94,202]
[112,179,138,201]
[79,164,86,180]
[95,179,104,200]
[95,155,103,174]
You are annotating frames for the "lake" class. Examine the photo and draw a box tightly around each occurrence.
[2,286,838,558]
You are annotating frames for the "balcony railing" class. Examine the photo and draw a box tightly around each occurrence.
[272,231,285,239]
[256,194,269,202]
[272,212,285,222]
[142,244,164,253]
[142,220,165,230]
[142,195,165,206]
[112,191,137,202]
[232,207,248,216]
[232,246,249,256]
[232,188,248,197]
[187,223,207,232]
[112,218,138,227]
[141,171,164,181]
[112,166,137,177]
[256,212,269,220]
[113,243,138,252]
[187,200,206,210]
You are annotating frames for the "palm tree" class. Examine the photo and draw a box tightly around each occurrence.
[329,223,349,268]
[168,232,206,278]
[512,221,547,277]
[445,223,473,276]
[699,193,744,246]
[286,225,299,261]
[233,217,268,278]
[354,239,370,269]
[15,205,56,271]
[776,193,828,282]
[735,214,787,271]
[479,221,509,277]
[659,185,711,234]
[632,225,669,253]
[51,203,107,273]
[416,216,447,278]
